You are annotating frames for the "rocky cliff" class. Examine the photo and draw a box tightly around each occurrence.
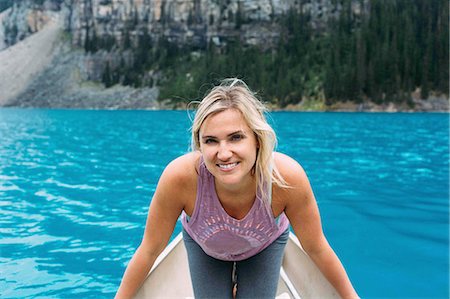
[3,0,366,50]
[68,0,364,50]
[1,0,62,49]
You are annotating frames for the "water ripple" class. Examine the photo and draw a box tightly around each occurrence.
[35,190,92,208]
[44,178,100,191]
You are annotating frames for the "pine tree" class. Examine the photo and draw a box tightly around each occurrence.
[102,62,112,87]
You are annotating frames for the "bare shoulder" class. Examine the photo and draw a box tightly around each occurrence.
[273,152,316,212]
[162,151,200,182]
[153,152,200,210]
[273,152,309,187]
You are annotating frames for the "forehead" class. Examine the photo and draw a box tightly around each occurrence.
[200,109,251,135]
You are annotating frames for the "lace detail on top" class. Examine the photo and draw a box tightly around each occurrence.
[181,158,289,261]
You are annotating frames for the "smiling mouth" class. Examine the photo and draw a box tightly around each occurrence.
[217,162,239,170]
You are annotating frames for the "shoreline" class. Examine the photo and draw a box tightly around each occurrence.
[1,100,448,113]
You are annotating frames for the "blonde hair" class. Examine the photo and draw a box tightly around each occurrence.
[191,78,287,203]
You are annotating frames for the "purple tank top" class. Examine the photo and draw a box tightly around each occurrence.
[181,159,289,261]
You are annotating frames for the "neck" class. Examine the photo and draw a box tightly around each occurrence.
[214,176,256,199]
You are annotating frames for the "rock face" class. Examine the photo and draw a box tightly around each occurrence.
[66,0,356,49]
[1,0,370,50]
[1,0,62,49]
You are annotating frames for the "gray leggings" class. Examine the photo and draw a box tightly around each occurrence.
[182,228,289,299]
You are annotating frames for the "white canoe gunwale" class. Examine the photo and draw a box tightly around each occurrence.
[133,232,339,298]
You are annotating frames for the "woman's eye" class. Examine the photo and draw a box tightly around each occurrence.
[231,134,243,141]
[204,139,217,144]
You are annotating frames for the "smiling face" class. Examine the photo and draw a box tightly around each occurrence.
[199,108,259,191]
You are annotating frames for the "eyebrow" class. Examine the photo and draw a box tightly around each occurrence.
[201,130,246,140]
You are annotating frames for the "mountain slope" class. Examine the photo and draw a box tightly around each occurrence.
[0,10,160,109]
[0,13,61,105]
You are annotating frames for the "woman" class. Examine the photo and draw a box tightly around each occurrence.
[115,79,359,298]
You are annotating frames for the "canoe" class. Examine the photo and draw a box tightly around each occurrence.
[134,232,339,298]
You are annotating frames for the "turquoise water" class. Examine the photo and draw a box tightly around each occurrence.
[0,109,448,298]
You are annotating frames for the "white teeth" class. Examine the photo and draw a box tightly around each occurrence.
[218,162,238,169]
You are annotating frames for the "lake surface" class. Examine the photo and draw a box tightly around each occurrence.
[0,109,448,298]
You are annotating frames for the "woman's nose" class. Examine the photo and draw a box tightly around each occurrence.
[217,143,232,160]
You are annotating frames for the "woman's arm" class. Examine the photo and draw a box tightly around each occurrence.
[275,153,359,299]
[115,154,195,299]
